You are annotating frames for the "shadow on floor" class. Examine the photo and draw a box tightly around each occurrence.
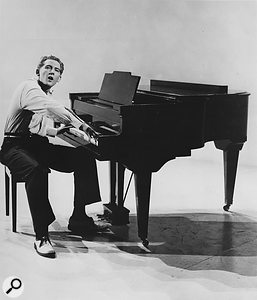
[21,212,257,275]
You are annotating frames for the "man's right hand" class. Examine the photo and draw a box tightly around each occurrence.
[80,123,98,139]
[56,124,73,135]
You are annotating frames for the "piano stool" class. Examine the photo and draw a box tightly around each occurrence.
[4,166,51,232]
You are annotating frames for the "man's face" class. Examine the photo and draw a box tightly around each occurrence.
[38,59,62,88]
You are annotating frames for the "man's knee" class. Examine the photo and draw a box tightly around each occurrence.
[23,164,50,182]
[28,164,49,176]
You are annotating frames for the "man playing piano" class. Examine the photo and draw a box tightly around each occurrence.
[0,55,107,258]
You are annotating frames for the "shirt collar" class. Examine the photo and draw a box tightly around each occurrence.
[37,80,53,95]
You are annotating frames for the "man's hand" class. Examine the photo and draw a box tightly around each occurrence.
[80,123,98,139]
[56,124,73,135]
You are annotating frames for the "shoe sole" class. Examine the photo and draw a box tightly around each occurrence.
[34,243,56,259]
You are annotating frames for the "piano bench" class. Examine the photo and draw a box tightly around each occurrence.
[4,166,51,232]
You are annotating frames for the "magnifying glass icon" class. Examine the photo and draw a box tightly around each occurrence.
[6,278,22,294]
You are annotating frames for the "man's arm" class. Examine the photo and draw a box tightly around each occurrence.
[20,80,83,129]
[19,79,96,138]
[79,123,98,139]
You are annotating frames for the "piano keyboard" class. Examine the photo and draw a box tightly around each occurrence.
[97,125,119,134]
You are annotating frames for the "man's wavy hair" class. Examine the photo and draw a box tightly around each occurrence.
[36,55,64,75]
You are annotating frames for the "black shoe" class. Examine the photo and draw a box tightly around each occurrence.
[34,236,56,258]
[68,218,110,235]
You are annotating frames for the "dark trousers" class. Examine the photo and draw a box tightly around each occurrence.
[0,135,102,236]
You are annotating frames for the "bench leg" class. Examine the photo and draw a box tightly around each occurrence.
[5,170,10,216]
[11,177,17,232]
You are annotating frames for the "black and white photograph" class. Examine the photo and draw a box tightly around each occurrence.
[0,0,257,299]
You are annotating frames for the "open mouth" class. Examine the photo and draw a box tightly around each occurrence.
[48,76,54,81]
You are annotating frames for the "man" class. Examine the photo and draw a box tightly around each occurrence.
[0,55,107,258]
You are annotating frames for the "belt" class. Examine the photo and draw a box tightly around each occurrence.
[4,133,31,139]
[4,135,21,138]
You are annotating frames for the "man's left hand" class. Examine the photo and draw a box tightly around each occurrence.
[56,124,73,135]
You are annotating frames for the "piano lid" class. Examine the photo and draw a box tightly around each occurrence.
[98,71,141,105]
[151,80,228,94]
[139,80,249,97]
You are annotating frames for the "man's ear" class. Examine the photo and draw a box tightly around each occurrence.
[57,76,61,82]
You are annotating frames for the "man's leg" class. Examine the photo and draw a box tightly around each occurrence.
[73,147,101,215]
[45,144,107,232]
[0,139,56,258]
[25,166,55,238]
[1,142,55,238]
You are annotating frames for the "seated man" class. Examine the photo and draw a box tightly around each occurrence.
[0,55,108,258]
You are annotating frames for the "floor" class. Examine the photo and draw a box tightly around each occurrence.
[1,152,257,300]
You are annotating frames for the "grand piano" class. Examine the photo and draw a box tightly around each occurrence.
[58,71,249,247]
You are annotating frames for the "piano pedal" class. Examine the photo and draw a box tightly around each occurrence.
[103,203,130,225]
[96,213,111,222]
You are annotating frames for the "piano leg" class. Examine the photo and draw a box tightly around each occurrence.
[102,161,116,221]
[103,162,130,225]
[134,171,152,247]
[223,148,240,211]
[214,140,243,211]
[117,163,125,208]
[110,161,116,205]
